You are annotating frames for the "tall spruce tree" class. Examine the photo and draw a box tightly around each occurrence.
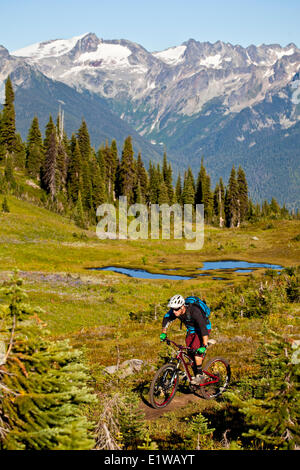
[0,77,16,157]
[204,173,213,223]
[158,180,169,205]
[13,134,26,171]
[110,139,119,200]
[225,166,239,227]
[67,139,82,203]
[90,155,106,210]
[237,165,249,225]
[182,167,195,205]
[195,159,213,222]
[42,130,58,200]
[26,116,44,179]
[195,158,206,205]
[175,173,182,205]
[118,136,136,204]
[135,152,148,203]
[162,152,174,204]
[148,161,158,204]
[55,113,69,192]
[213,177,225,227]
[102,140,118,201]
[4,155,16,190]
[77,119,91,161]
[81,158,93,211]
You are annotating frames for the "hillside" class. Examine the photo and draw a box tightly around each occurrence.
[0,186,299,449]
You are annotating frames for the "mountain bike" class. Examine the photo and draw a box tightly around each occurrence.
[149,337,231,409]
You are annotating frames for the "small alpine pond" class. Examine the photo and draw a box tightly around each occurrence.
[89,260,283,280]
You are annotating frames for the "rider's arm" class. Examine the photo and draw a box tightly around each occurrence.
[161,309,176,333]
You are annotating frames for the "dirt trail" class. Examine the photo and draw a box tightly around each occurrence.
[139,392,203,420]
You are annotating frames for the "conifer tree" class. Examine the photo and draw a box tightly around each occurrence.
[204,173,213,222]
[118,136,136,204]
[225,166,239,227]
[90,155,106,210]
[55,113,69,192]
[0,273,96,450]
[148,161,159,204]
[227,327,299,450]
[182,167,195,205]
[43,115,56,153]
[0,110,4,160]
[195,159,213,221]
[0,77,16,157]
[269,197,281,216]
[195,158,206,205]
[110,139,119,200]
[237,166,249,225]
[67,139,82,203]
[42,130,58,200]
[175,173,182,205]
[158,180,169,205]
[102,140,118,201]
[77,119,91,162]
[162,152,174,204]
[136,152,148,203]
[262,200,270,217]
[26,116,44,179]
[81,158,93,211]
[13,134,26,170]
[4,155,16,189]
[74,191,86,229]
[2,196,9,213]
[213,177,225,227]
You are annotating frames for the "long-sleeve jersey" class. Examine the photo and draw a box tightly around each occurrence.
[162,304,210,337]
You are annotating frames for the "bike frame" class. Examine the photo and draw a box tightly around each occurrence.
[166,339,220,388]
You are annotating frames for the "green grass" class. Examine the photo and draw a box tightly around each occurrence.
[0,192,299,448]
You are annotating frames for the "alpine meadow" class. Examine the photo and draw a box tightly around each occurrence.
[0,22,299,454]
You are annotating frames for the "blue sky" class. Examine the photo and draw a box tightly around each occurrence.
[1,0,299,52]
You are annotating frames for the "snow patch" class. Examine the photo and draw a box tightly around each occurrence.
[275,47,295,60]
[153,45,186,65]
[76,43,131,67]
[12,33,88,59]
[199,54,222,68]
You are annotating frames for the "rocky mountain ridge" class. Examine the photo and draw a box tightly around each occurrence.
[1,33,300,207]
[12,33,300,139]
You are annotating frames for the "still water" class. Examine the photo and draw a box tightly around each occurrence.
[90,260,283,280]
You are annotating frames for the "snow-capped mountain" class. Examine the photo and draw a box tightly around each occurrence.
[3,33,300,207]
[12,33,300,136]
[0,44,163,166]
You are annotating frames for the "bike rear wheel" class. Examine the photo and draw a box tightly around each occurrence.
[200,357,231,399]
[149,363,179,409]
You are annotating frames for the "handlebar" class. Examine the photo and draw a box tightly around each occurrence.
[162,337,194,354]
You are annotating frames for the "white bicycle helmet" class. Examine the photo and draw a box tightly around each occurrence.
[168,294,185,309]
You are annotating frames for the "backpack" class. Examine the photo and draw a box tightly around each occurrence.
[185,296,211,330]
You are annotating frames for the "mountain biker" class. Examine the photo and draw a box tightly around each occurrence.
[160,294,211,385]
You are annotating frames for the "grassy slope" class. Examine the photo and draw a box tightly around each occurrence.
[0,191,299,447]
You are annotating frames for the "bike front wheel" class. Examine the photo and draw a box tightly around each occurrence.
[200,357,231,400]
[149,363,179,409]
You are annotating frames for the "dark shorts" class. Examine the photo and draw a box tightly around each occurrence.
[186,331,211,356]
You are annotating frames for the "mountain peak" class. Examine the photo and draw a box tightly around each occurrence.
[71,33,101,55]
[0,45,10,58]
